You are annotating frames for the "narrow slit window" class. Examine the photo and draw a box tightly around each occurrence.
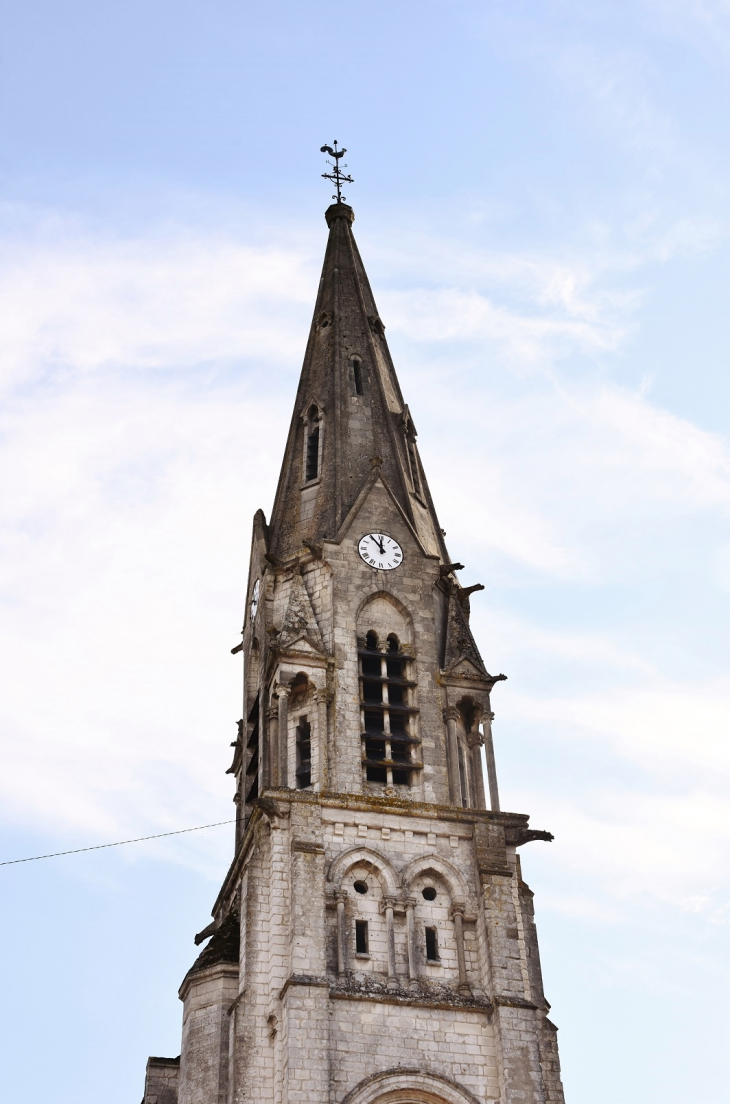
[352,359,363,396]
[425,926,439,961]
[295,717,311,789]
[305,424,320,481]
[407,438,423,496]
[355,920,369,955]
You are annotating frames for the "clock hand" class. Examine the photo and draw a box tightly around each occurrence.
[375,535,385,555]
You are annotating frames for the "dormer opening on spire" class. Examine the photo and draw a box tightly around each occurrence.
[305,405,321,483]
[407,437,424,499]
[351,356,364,396]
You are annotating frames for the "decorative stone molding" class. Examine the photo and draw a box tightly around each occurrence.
[400,853,470,905]
[327,845,399,896]
[341,1068,487,1104]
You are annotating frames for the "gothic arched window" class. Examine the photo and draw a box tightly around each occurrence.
[452,697,480,809]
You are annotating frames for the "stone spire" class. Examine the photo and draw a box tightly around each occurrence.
[268,203,449,564]
[140,194,566,1104]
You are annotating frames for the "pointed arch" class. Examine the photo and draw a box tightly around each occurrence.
[356,588,413,625]
[356,590,413,648]
[400,853,470,905]
[300,397,325,485]
[327,845,398,895]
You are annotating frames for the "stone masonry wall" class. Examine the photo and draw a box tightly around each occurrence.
[329,1000,499,1103]
[211,791,564,1104]
[143,1056,180,1104]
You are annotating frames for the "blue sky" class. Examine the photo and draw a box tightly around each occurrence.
[1,1,729,1101]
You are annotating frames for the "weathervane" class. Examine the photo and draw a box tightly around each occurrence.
[320,141,354,204]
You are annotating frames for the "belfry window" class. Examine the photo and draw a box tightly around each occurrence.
[244,694,260,809]
[358,632,420,787]
[425,926,439,962]
[295,716,312,789]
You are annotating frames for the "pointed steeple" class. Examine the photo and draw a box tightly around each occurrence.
[268,203,449,564]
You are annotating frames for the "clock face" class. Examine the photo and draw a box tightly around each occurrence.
[250,579,260,620]
[358,532,403,571]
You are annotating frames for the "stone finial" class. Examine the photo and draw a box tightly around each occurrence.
[324,202,355,226]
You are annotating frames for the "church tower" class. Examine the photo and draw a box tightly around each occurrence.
[141,187,566,1104]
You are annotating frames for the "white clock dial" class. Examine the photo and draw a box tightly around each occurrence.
[249,579,260,620]
[358,532,403,571]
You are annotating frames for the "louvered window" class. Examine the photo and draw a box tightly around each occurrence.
[358,632,420,787]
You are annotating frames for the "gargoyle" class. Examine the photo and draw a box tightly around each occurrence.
[505,827,555,847]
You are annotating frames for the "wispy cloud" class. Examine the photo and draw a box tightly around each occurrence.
[1,205,729,923]
[0,230,315,391]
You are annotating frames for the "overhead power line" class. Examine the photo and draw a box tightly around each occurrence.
[0,819,236,867]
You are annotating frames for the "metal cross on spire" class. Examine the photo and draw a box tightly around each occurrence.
[320,141,354,204]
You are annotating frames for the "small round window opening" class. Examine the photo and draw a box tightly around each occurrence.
[353,880,368,895]
[422,886,437,901]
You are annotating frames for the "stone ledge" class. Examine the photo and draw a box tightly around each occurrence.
[493,994,539,1011]
[178,961,239,1005]
[279,973,330,1000]
[329,974,493,1015]
[291,839,326,854]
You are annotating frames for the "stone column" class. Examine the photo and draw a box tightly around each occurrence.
[443,706,462,806]
[405,897,418,985]
[314,688,329,792]
[277,686,290,789]
[383,896,398,986]
[483,710,500,813]
[467,725,487,810]
[336,891,347,976]
[451,904,470,992]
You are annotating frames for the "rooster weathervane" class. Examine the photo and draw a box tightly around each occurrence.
[320,141,354,204]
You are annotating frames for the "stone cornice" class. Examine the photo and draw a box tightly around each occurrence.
[212,787,547,917]
[178,961,239,1004]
